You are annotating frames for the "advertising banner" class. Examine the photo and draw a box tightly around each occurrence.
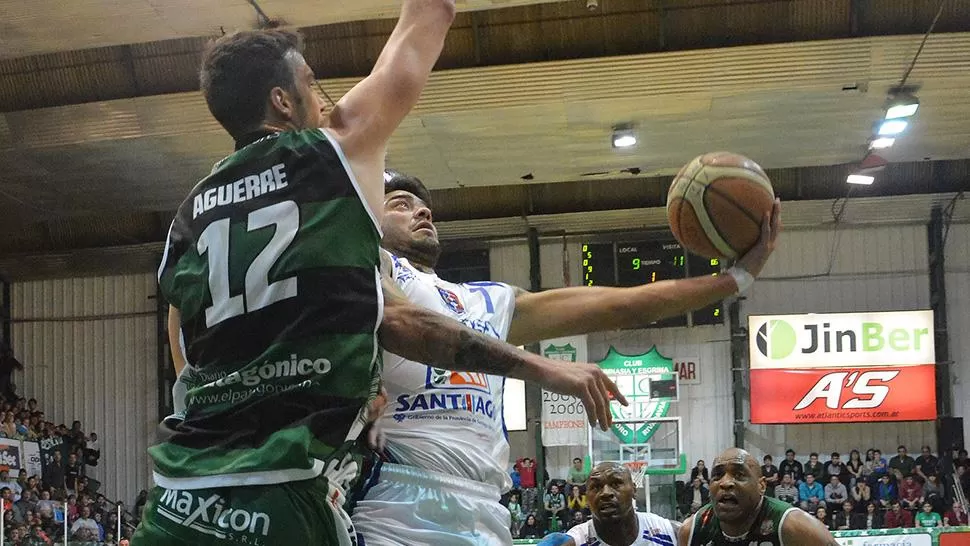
[748,311,936,424]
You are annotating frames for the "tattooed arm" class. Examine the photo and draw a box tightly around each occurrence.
[377,250,626,429]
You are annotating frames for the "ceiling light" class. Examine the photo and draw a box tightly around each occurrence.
[885,94,920,119]
[877,120,908,136]
[612,124,637,149]
[846,174,875,185]
[869,137,895,150]
[613,134,637,148]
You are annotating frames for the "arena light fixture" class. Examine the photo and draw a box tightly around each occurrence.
[846,174,875,185]
[877,120,908,136]
[612,124,637,148]
[885,94,920,119]
[869,137,896,150]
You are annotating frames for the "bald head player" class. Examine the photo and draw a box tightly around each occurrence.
[679,448,837,546]
[351,171,781,545]
[558,462,680,546]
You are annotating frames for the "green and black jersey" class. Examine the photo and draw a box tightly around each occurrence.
[153,128,382,490]
[689,496,796,546]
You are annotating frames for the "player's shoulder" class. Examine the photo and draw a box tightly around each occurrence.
[639,512,680,542]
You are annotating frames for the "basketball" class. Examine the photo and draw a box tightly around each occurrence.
[666,151,775,260]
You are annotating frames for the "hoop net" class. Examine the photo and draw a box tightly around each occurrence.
[623,461,649,487]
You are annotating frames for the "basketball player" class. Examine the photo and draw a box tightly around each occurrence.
[557,461,680,546]
[679,448,837,546]
[351,172,781,545]
[138,2,627,544]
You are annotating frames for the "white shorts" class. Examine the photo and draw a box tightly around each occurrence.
[352,463,513,546]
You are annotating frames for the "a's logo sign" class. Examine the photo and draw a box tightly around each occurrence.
[793,370,899,410]
[437,287,465,315]
[756,320,796,360]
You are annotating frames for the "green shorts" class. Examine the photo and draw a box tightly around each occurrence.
[132,474,356,546]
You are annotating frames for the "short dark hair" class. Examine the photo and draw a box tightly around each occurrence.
[810,452,819,458]
[573,458,582,463]
[831,452,840,458]
[805,473,815,479]
[384,170,432,205]
[764,455,773,462]
[785,449,795,455]
[898,445,906,450]
[201,29,304,139]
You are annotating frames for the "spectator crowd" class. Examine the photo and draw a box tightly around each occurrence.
[505,444,970,540]
[0,394,137,545]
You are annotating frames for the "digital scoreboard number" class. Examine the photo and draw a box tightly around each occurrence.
[581,239,724,327]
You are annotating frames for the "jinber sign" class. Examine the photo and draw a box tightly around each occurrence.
[748,310,936,424]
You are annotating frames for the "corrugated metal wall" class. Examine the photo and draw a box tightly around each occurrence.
[944,224,970,446]
[741,225,935,460]
[493,224,949,482]
[10,274,158,505]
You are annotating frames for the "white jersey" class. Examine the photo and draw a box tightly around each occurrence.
[381,254,517,490]
[567,512,680,546]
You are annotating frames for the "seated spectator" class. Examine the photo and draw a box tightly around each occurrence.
[70,505,98,541]
[568,510,587,530]
[915,446,939,482]
[824,452,848,485]
[923,474,944,514]
[889,445,916,479]
[774,474,798,505]
[914,502,942,528]
[799,474,824,512]
[544,484,568,531]
[35,491,55,519]
[959,465,970,499]
[832,500,861,530]
[518,514,544,539]
[885,501,914,528]
[779,450,804,483]
[762,455,779,497]
[824,475,848,514]
[876,474,897,508]
[1,487,13,512]
[567,485,588,516]
[690,460,710,486]
[846,450,864,488]
[804,453,824,483]
[955,449,969,471]
[1,412,16,437]
[507,493,523,538]
[681,478,710,516]
[567,458,589,489]
[944,501,968,527]
[0,469,21,502]
[815,507,833,530]
[862,502,884,530]
[899,475,923,511]
[852,479,872,512]
[870,449,889,485]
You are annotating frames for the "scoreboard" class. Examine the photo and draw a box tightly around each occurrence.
[582,238,724,327]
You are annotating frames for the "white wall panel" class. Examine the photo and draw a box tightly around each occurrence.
[944,223,970,447]
[490,241,531,289]
[743,225,935,461]
[10,274,158,505]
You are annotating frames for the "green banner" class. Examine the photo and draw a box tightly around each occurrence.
[597,346,675,445]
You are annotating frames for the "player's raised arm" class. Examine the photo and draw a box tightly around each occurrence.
[328,0,455,161]
[506,199,780,345]
[377,251,627,429]
[781,506,840,546]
